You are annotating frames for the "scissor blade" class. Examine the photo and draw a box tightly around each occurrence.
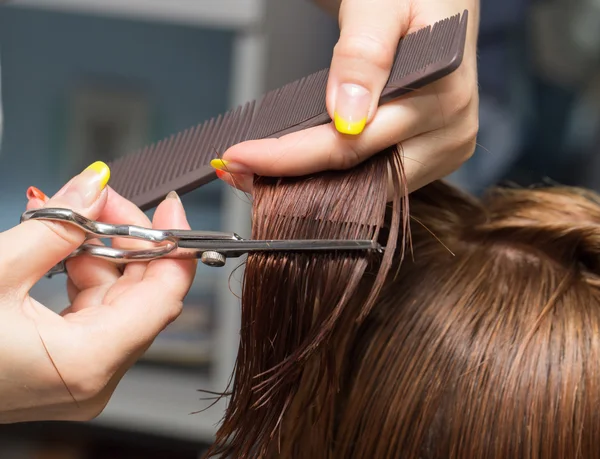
[177,238,382,257]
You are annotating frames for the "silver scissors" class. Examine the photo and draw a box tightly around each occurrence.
[20,208,383,278]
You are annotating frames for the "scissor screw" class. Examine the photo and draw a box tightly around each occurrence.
[201,250,226,267]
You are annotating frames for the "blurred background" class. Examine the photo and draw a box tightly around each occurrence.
[0,0,598,457]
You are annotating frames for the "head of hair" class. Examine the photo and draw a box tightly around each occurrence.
[204,146,600,459]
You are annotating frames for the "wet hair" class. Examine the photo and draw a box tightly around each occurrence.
[204,146,600,458]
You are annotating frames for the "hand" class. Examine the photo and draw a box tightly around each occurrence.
[0,162,196,423]
[211,0,480,196]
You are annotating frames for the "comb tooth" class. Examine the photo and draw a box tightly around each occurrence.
[250,70,330,140]
[181,116,216,177]
[145,138,176,195]
[109,148,135,192]
[407,27,431,76]
[225,99,255,148]
[106,153,127,192]
[239,99,257,142]
[132,142,158,196]
[442,14,461,59]
[248,89,278,139]
[114,145,149,197]
[202,112,232,167]
[429,17,451,66]
[415,26,437,75]
[389,27,419,81]
[297,70,327,124]
[139,134,178,195]
[166,123,203,185]
[305,70,328,117]
[155,127,192,188]
[254,87,283,139]
[200,114,226,169]
[213,106,242,156]
[132,139,162,196]
[106,12,468,209]
[136,136,166,195]
[432,18,450,63]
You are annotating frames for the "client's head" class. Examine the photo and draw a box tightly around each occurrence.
[205,146,600,459]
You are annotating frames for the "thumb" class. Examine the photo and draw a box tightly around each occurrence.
[327,0,409,135]
[0,162,111,293]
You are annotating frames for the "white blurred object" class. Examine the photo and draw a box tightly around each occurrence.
[5,0,266,29]
[569,0,600,56]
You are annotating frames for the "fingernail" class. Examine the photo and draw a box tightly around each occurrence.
[210,158,251,175]
[334,84,370,135]
[166,190,181,202]
[58,161,110,208]
[27,186,48,202]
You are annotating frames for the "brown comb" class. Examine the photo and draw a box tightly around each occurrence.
[108,10,469,211]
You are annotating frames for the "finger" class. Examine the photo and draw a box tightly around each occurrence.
[26,197,46,210]
[218,91,444,177]
[64,244,122,294]
[95,187,154,281]
[66,277,80,305]
[214,169,254,194]
[100,192,196,351]
[24,191,122,295]
[326,0,410,135]
[143,191,196,300]
[0,162,111,293]
[26,186,49,205]
[381,117,478,206]
[400,119,478,195]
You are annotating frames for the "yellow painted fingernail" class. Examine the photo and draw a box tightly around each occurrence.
[210,158,252,175]
[210,159,229,171]
[334,113,367,135]
[84,161,111,190]
[334,83,371,135]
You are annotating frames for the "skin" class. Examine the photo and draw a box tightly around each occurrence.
[213,0,481,197]
[0,0,479,422]
[0,168,196,423]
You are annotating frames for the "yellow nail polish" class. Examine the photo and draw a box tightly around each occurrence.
[210,159,229,171]
[85,161,111,190]
[334,113,366,135]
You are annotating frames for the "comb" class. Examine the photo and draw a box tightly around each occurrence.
[108,10,469,211]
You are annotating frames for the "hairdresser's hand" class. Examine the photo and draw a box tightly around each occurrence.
[0,162,196,423]
[212,0,480,196]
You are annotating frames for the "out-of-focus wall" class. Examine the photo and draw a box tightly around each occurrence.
[263,0,338,90]
[0,7,234,230]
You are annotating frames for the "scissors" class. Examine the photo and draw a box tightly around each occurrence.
[20,208,383,278]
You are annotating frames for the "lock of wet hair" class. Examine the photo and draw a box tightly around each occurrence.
[203,144,600,459]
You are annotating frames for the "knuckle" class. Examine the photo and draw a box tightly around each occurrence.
[447,86,475,119]
[448,120,479,170]
[70,378,104,402]
[67,364,110,402]
[461,109,480,148]
[165,300,183,325]
[328,143,364,170]
[334,32,395,74]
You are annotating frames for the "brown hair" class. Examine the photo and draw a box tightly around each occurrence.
[204,148,600,458]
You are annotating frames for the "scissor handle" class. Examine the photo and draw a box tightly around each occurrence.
[21,208,181,277]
